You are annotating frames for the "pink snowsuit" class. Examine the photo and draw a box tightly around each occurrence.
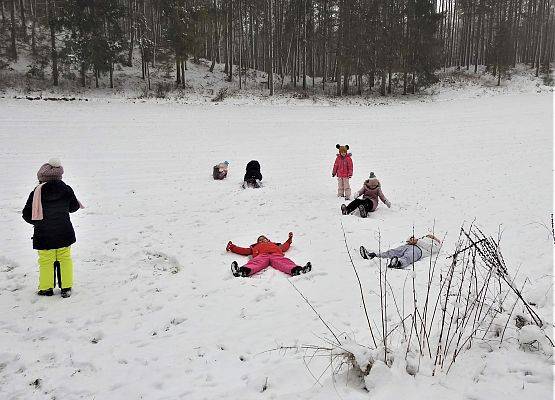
[332,153,353,198]
[227,238,297,275]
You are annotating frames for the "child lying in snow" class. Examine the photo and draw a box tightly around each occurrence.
[226,232,311,277]
[359,234,441,269]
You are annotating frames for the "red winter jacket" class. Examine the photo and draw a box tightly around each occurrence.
[332,153,353,178]
[228,237,292,258]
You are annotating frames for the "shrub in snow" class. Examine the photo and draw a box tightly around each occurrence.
[155,82,172,98]
[363,360,392,392]
[287,223,553,390]
[518,325,552,355]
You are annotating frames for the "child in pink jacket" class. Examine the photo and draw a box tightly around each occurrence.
[332,144,353,200]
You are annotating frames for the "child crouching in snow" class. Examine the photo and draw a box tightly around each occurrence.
[22,159,83,298]
[226,232,311,277]
[360,234,441,269]
[243,160,262,188]
[213,161,229,180]
[341,172,391,218]
[332,144,353,200]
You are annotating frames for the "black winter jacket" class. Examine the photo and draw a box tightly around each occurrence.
[244,160,262,181]
[22,180,80,250]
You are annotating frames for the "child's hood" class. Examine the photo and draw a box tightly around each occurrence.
[364,178,380,189]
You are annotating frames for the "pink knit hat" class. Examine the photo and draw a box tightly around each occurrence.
[37,158,64,182]
[32,158,79,221]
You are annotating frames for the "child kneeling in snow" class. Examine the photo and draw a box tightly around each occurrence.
[22,159,83,298]
[226,232,311,277]
[359,234,441,269]
[242,160,262,188]
[213,161,229,180]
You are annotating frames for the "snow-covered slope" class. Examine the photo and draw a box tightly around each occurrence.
[0,91,552,399]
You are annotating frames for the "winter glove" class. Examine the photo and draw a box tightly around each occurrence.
[385,200,391,208]
[288,232,293,240]
[226,241,233,251]
[332,173,336,178]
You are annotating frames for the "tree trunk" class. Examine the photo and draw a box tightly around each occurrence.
[181,60,185,88]
[127,0,134,66]
[267,0,274,95]
[238,0,243,89]
[19,0,27,41]
[30,0,36,55]
[10,0,17,60]
[302,0,307,90]
[47,0,57,85]
[228,0,233,81]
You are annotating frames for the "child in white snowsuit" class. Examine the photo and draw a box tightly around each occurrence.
[360,234,441,269]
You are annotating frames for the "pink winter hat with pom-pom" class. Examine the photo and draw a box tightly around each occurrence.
[37,158,64,182]
[32,158,67,220]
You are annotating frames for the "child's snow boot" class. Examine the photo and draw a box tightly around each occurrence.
[37,288,54,296]
[61,288,72,298]
[341,204,348,215]
[231,261,240,276]
[231,261,250,277]
[291,262,312,276]
[358,204,367,218]
[387,257,402,269]
[360,246,376,260]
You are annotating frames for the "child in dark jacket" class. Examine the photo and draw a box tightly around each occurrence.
[226,232,311,277]
[243,160,262,188]
[22,159,83,298]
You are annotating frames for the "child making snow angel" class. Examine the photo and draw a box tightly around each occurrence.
[359,234,442,269]
[242,160,262,188]
[22,159,83,298]
[226,232,311,277]
[332,144,353,200]
[341,172,391,218]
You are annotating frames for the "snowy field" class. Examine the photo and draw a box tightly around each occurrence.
[0,92,553,399]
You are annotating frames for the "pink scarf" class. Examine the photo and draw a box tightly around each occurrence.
[31,183,84,221]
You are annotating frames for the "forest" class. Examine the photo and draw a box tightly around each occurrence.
[0,0,553,95]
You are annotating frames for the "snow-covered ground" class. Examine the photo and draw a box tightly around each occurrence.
[0,90,553,399]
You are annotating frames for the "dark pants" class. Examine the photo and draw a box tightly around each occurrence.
[346,198,375,214]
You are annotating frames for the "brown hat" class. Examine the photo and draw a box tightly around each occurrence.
[37,158,64,182]
[336,144,349,154]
